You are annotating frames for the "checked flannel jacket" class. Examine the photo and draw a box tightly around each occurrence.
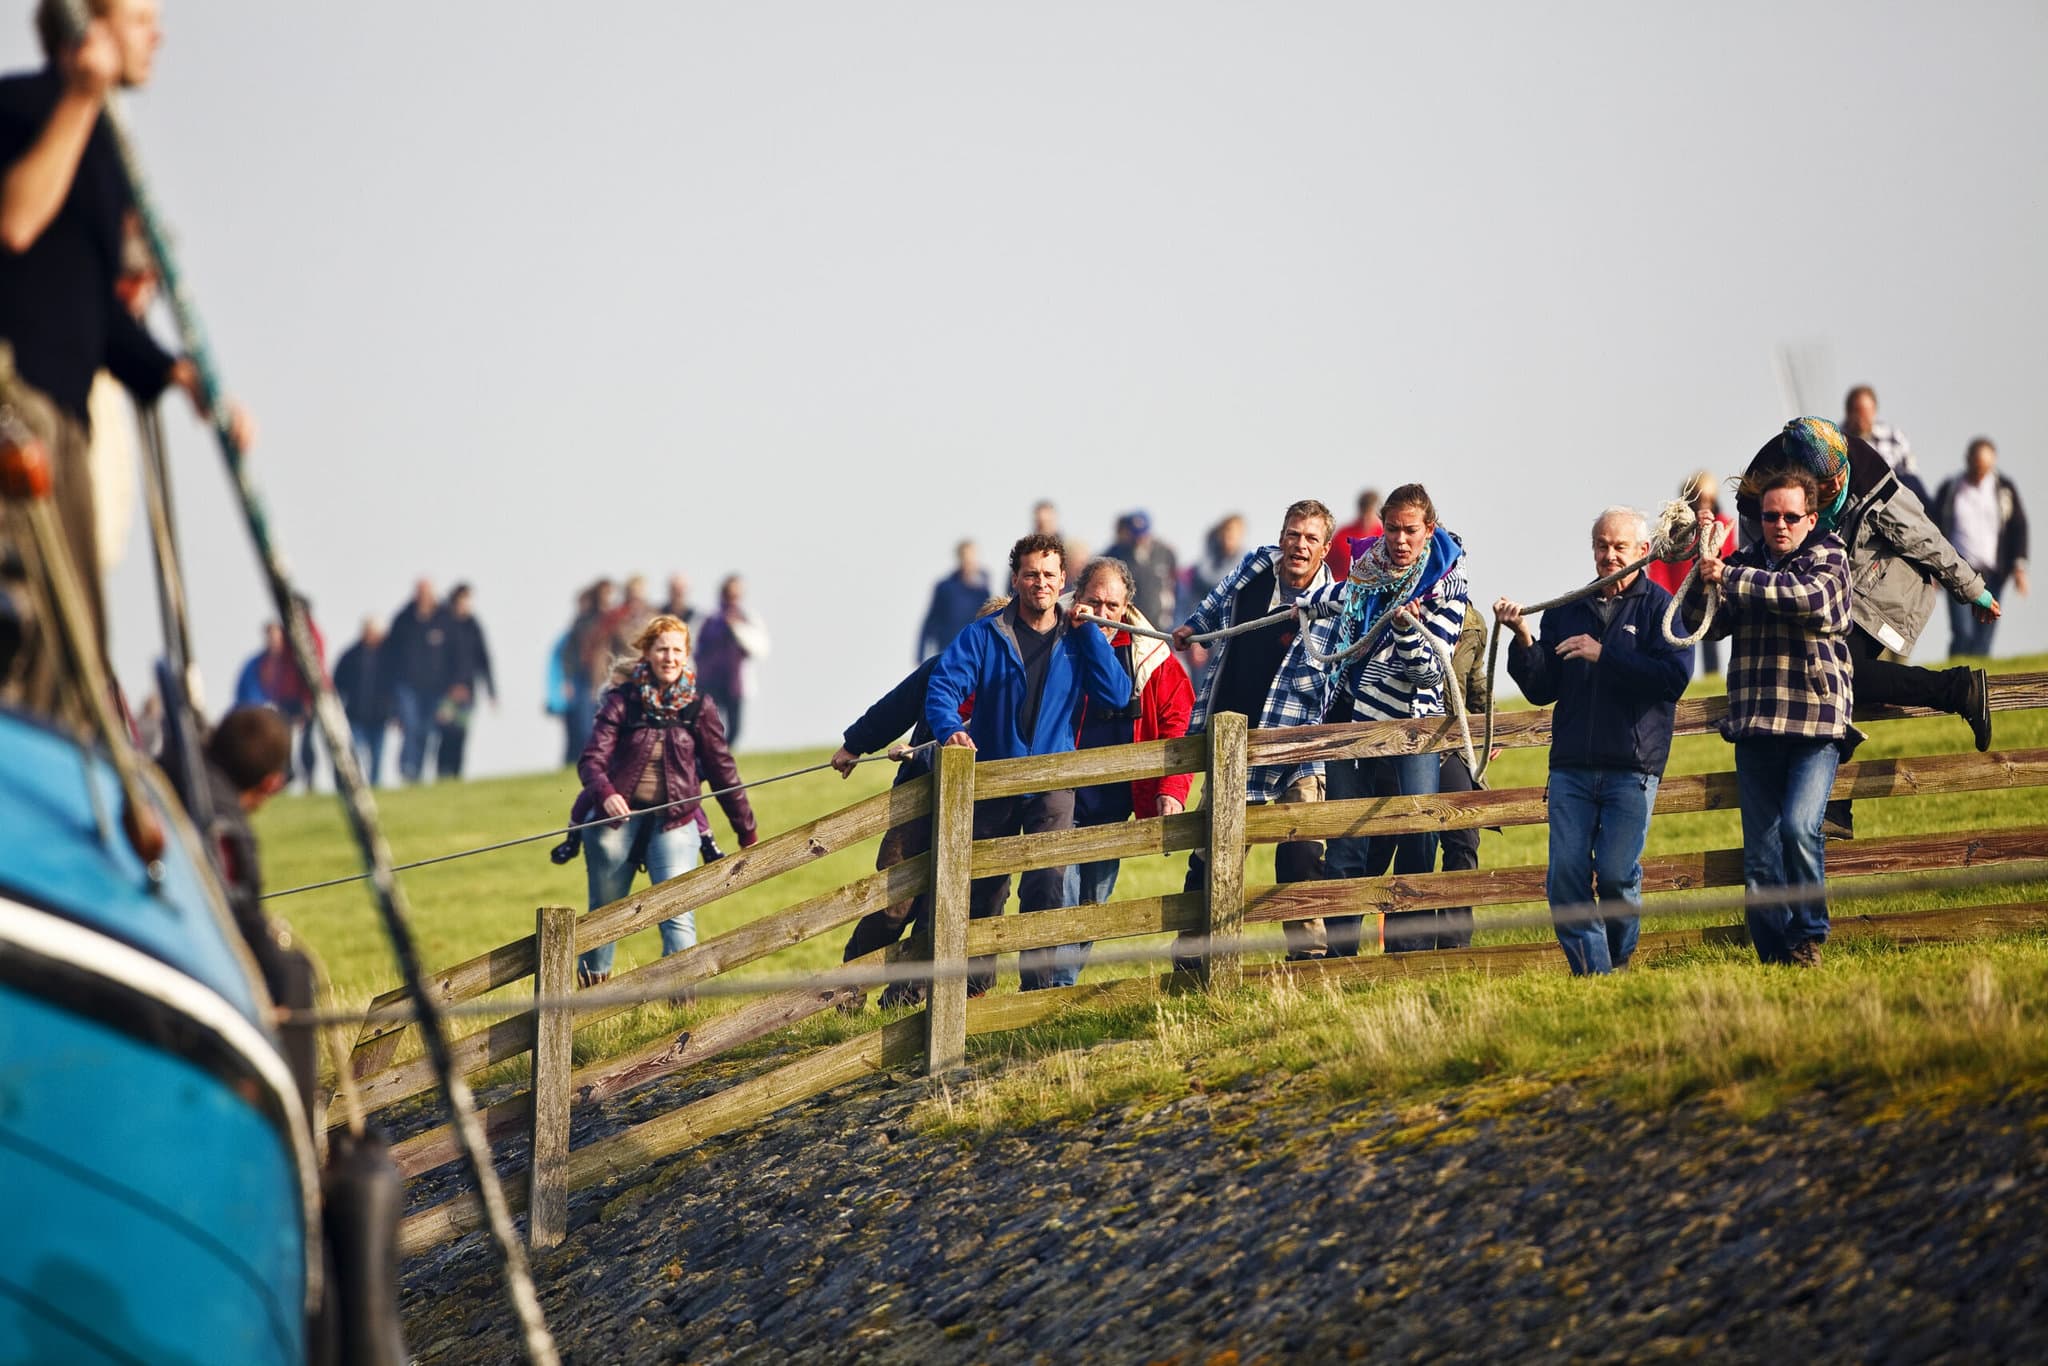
[1182,546,1339,803]
[1684,530,1856,745]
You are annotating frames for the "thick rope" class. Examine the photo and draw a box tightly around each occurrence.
[1474,500,1719,783]
[263,742,935,900]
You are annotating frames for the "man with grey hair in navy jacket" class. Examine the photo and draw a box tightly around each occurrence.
[1497,506,1692,974]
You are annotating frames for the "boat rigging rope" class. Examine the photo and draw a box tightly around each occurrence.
[262,742,936,900]
[51,4,556,1357]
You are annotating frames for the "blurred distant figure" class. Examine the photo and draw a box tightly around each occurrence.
[1647,470,1738,676]
[1841,385,1932,506]
[234,621,284,709]
[1325,488,1384,581]
[660,573,697,633]
[1935,438,2029,657]
[604,574,657,661]
[1181,513,1247,689]
[432,583,494,779]
[695,574,770,748]
[385,579,446,783]
[918,539,990,661]
[559,580,614,763]
[1101,511,1178,629]
[333,617,393,785]
[1032,499,1060,539]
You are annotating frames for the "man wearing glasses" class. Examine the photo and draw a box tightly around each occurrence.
[1683,426,1857,968]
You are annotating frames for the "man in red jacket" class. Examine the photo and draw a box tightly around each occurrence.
[1031,558,1195,989]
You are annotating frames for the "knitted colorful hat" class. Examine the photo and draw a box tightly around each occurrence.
[1779,417,1849,482]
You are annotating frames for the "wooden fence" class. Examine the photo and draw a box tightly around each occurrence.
[346,673,2048,1256]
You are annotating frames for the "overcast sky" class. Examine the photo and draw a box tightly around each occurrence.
[14,1,2043,777]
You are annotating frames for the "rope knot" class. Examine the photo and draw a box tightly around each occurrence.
[1651,498,1705,564]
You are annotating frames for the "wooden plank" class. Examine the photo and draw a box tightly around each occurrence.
[398,1017,924,1258]
[1242,670,2048,768]
[346,854,928,1121]
[1203,712,1250,990]
[356,774,933,1042]
[964,892,1205,957]
[1243,748,2048,843]
[970,808,1204,879]
[389,941,910,1179]
[926,745,974,1074]
[976,734,1206,800]
[527,906,575,1249]
[1244,824,2048,922]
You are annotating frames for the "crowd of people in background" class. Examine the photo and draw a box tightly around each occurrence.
[232,580,497,790]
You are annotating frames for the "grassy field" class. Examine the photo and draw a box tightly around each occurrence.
[261,652,2048,1090]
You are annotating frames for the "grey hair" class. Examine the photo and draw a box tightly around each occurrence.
[1592,506,1649,545]
[1074,556,1135,601]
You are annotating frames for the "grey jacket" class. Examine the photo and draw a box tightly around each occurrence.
[1742,437,1984,655]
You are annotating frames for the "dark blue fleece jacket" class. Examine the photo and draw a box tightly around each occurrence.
[1506,574,1691,776]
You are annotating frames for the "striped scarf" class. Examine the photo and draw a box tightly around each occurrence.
[1334,536,1427,657]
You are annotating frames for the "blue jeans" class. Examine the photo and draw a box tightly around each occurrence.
[1947,571,2004,657]
[393,684,434,783]
[1734,738,1839,963]
[1325,752,1440,955]
[351,722,385,787]
[1545,768,1659,975]
[577,811,703,979]
[1035,855,1120,990]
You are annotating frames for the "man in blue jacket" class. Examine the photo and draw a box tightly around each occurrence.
[925,533,1133,992]
[1497,507,1691,974]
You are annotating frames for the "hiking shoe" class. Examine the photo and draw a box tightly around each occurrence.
[877,981,927,1011]
[1963,667,1992,752]
[1789,941,1823,969]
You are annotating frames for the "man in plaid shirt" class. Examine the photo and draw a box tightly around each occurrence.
[1684,456,1856,967]
[1172,498,1341,959]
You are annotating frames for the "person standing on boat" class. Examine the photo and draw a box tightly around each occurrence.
[195,704,293,995]
[431,582,493,780]
[1298,483,1469,956]
[574,614,757,985]
[384,580,446,783]
[0,0,254,699]
[1170,499,1341,961]
[925,533,1132,994]
[1681,456,1855,968]
[1496,508,1691,975]
[695,574,770,749]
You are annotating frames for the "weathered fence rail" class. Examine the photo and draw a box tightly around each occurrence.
[353,672,2048,1255]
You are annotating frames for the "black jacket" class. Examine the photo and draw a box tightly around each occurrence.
[438,612,495,701]
[333,638,393,729]
[844,658,939,787]
[1507,575,1690,777]
[1933,472,2029,578]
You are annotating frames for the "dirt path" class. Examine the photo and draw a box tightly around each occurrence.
[399,1067,2047,1363]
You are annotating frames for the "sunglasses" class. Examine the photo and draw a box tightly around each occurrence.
[1759,511,1811,525]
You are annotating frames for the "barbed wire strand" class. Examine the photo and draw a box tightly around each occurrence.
[277,857,2048,1028]
[262,742,935,900]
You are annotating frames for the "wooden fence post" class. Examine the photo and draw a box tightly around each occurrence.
[1202,712,1249,991]
[926,743,976,1074]
[528,904,576,1249]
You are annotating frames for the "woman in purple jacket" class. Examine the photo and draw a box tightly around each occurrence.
[575,615,757,984]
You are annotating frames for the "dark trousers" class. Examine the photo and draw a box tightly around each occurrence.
[707,689,744,749]
[841,814,935,961]
[1949,572,2005,657]
[435,720,470,778]
[1828,626,1969,832]
[1432,753,1480,950]
[968,789,1075,994]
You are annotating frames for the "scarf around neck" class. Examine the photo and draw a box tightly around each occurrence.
[631,658,698,723]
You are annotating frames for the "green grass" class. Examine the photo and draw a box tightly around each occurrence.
[921,933,2048,1134]
[261,654,2048,1087]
